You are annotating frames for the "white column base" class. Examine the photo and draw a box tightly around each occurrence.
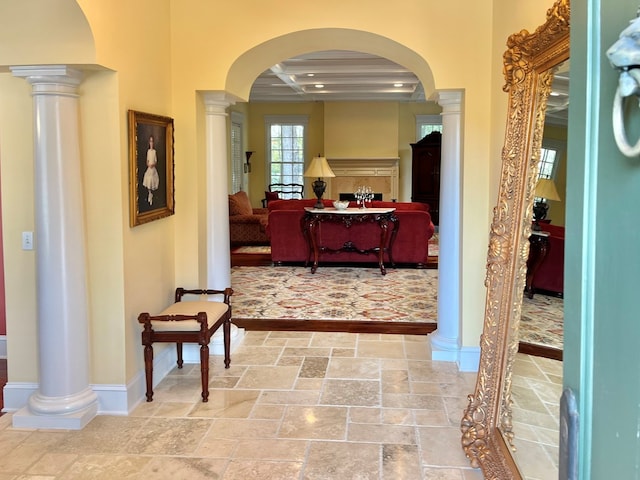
[12,389,98,430]
[430,329,459,362]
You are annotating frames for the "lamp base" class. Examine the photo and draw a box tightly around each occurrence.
[532,200,550,232]
[312,179,327,209]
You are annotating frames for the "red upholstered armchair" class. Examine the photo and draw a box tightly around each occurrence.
[228,191,269,246]
[531,224,564,296]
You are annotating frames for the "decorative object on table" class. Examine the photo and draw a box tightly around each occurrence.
[244,151,253,173]
[128,110,175,227]
[532,177,561,230]
[354,185,374,208]
[333,200,349,210]
[304,155,335,209]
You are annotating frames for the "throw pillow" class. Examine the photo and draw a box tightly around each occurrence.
[228,191,253,216]
[265,191,280,205]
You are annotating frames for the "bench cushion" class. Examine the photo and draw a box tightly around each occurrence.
[151,301,229,331]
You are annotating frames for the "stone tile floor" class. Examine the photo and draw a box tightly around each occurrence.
[0,331,559,479]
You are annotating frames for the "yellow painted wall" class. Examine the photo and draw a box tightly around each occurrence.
[324,103,399,158]
[0,0,176,386]
[0,0,554,399]
[0,75,37,381]
[245,102,325,208]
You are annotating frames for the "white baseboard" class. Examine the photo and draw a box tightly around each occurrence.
[457,346,481,372]
[3,327,245,415]
[0,335,6,359]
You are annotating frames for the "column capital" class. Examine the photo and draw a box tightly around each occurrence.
[202,91,242,115]
[432,89,463,113]
[11,65,83,96]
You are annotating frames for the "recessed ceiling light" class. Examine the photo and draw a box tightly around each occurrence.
[315,84,324,88]
[307,73,315,77]
[394,83,403,88]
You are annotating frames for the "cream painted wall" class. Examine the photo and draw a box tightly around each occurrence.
[542,124,568,226]
[0,75,38,381]
[76,0,177,383]
[0,0,177,388]
[324,103,399,158]
[0,0,553,403]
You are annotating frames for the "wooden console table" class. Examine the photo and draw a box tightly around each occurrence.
[525,230,550,299]
[302,207,399,275]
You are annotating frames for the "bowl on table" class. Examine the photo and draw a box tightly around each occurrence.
[333,200,350,210]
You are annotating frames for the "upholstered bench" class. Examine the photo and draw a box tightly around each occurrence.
[138,287,233,402]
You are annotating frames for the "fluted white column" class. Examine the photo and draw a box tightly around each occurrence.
[202,92,235,290]
[430,90,463,363]
[11,65,98,429]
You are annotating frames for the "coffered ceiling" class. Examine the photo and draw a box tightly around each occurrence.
[249,50,425,103]
[248,50,569,126]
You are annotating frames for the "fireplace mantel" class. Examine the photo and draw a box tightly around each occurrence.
[326,157,399,201]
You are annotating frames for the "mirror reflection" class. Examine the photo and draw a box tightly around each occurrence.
[507,62,568,478]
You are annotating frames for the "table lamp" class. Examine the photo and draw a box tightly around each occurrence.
[532,177,561,230]
[304,155,335,209]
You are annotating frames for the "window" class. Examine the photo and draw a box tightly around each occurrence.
[537,139,563,179]
[416,114,442,141]
[265,115,308,192]
[230,112,244,194]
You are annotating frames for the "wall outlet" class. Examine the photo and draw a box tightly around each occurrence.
[22,231,34,250]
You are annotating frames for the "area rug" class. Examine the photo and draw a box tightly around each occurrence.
[230,265,563,350]
[520,294,563,350]
[231,266,438,322]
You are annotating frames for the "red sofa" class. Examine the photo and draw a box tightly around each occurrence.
[531,223,564,295]
[266,199,435,267]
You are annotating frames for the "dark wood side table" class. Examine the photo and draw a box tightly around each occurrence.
[302,207,399,275]
[525,230,550,299]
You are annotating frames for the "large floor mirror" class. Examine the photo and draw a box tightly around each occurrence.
[460,1,570,478]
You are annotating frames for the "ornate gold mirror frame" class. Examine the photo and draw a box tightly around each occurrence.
[460,1,570,478]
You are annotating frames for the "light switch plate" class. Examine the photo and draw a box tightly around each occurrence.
[22,231,33,250]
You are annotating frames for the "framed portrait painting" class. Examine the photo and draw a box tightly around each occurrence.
[128,110,175,227]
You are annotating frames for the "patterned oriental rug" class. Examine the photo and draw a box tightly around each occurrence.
[230,265,563,351]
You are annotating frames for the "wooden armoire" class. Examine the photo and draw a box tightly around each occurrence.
[410,131,442,225]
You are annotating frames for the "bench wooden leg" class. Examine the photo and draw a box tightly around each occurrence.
[176,342,184,368]
[143,344,154,402]
[200,344,210,402]
[224,318,231,369]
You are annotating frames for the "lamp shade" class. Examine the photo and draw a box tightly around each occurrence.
[534,178,561,201]
[304,156,335,178]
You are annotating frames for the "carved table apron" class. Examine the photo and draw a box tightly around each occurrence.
[302,207,399,275]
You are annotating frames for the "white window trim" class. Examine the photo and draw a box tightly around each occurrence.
[230,111,245,193]
[539,138,565,180]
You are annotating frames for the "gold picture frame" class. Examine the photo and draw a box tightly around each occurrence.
[460,0,569,478]
[128,110,175,227]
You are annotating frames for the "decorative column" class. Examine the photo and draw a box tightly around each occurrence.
[430,90,463,363]
[199,92,243,356]
[202,92,236,290]
[11,65,98,429]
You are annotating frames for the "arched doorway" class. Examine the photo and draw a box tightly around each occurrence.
[221,30,463,364]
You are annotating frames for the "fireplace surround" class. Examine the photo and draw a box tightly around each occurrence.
[326,157,399,201]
